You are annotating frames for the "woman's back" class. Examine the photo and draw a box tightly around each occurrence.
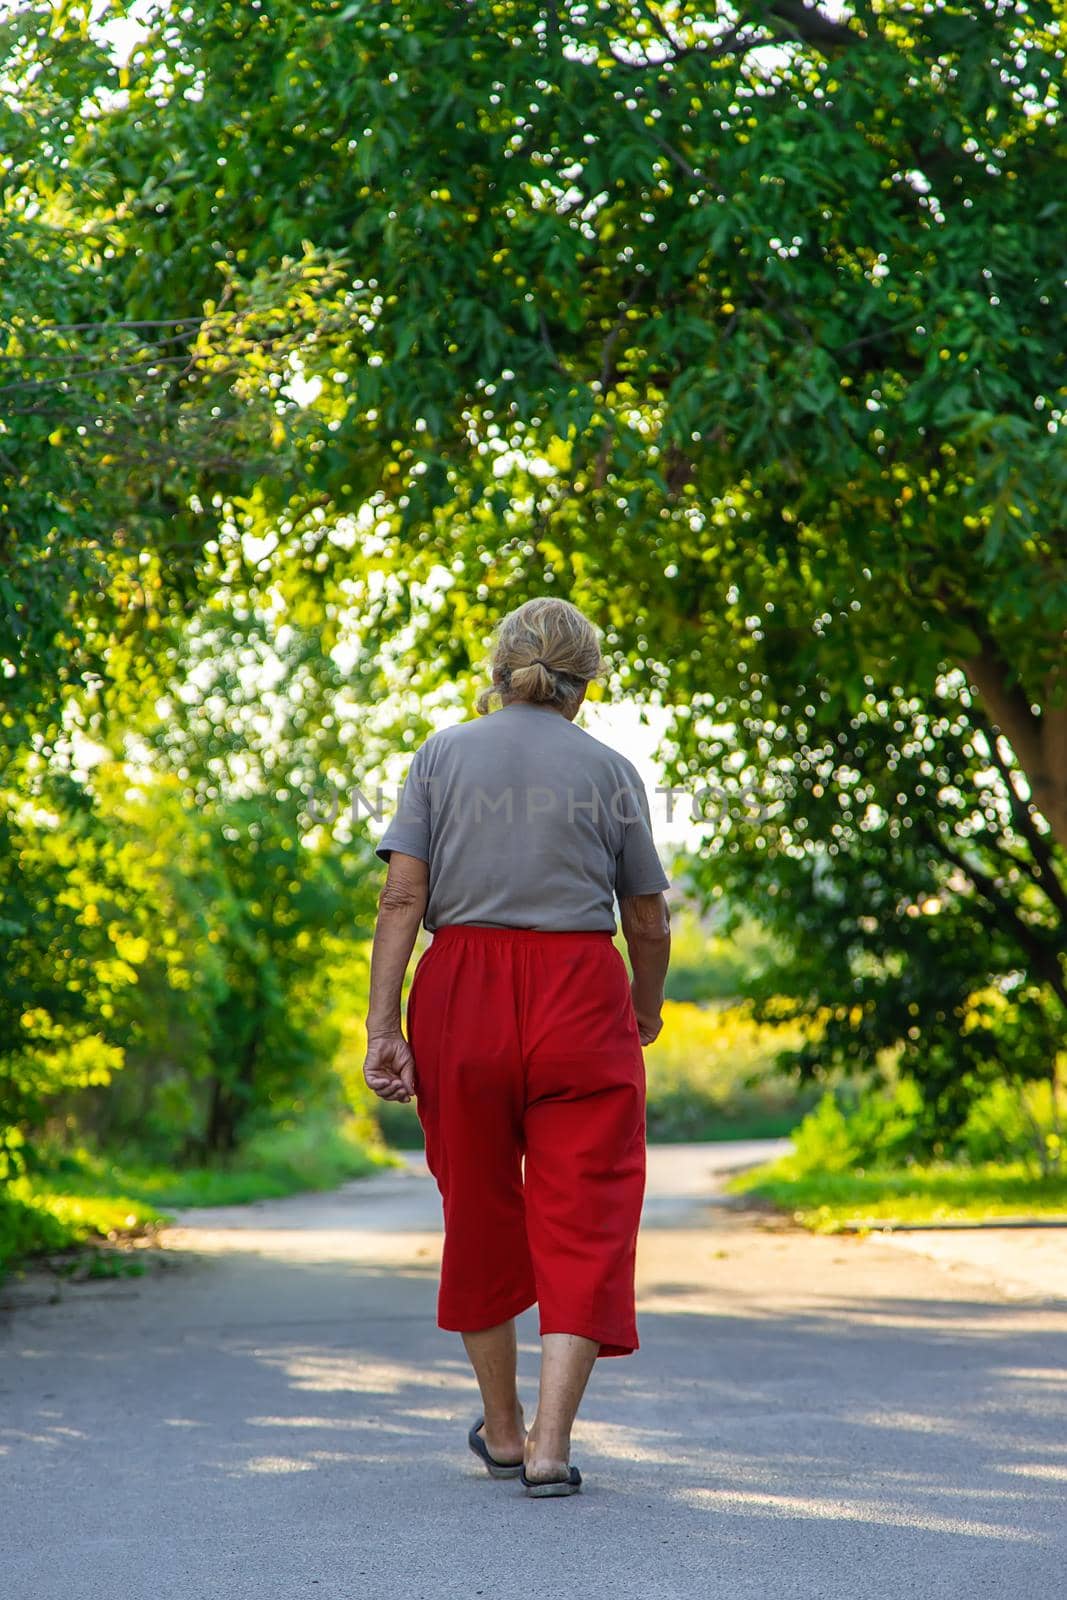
[376,700,668,932]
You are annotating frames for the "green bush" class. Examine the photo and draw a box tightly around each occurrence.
[729,1067,1067,1227]
[728,1159,1067,1231]
[773,1065,1066,1181]
[960,1074,1065,1175]
[0,1188,72,1274]
[783,1081,927,1175]
[0,1109,394,1284]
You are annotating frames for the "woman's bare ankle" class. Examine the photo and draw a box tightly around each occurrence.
[483,1400,525,1459]
[525,1426,570,1478]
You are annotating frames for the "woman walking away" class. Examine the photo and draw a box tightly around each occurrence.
[362,597,671,1498]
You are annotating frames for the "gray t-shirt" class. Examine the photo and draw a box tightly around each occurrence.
[374,701,670,932]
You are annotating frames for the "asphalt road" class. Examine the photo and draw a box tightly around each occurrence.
[2,1141,1065,1600]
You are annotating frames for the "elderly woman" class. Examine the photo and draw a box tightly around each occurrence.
[363,596,671,1498]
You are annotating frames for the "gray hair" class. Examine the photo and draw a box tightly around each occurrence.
[476,597,608,716]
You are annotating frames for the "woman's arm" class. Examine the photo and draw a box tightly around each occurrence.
[619,891,671,1045]
[363,851,430,1102]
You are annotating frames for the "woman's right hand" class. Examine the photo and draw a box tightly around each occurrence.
[620,893,670,1049]
[631,992,663,1046]
[363,1031,417,1102]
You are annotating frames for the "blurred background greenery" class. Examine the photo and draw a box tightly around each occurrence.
[4,1,1067,1278]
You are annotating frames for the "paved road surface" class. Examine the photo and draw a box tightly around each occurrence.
[2,1141,1065,1599]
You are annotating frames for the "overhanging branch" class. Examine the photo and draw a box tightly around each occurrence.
[763,2,861,48]
[605,0,864,73]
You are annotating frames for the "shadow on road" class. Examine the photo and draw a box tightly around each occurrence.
[4,1216,1066,1600]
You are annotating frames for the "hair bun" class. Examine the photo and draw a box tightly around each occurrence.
[476,596,607,716]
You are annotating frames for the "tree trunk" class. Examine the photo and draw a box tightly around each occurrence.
[961,641,1067,849]
[203,1073,239,1157]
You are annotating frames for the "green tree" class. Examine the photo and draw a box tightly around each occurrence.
[55,0,1066,838]
[10,2,1064,837]
[7,1,1067,1161]
[0,770,141,1176]
[0,3,349,764]
[51,767,230,1162]
[682,669,1067,1142]
[74,601,382,1160]
[195,795,373,1156]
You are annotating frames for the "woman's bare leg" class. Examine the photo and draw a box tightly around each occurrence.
[525,1332,599,1482]
[461,1319,526,1463]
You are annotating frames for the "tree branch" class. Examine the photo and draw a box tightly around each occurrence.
[763,2,863,48]
[920,818,1067,1012]
[606,2,862,74]
[597,282,643,392]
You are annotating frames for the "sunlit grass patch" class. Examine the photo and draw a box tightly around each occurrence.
[727,1157,1067,1233]
[24,1184,163,1237]
[0,1178,165,1284]
[36,1113,396,1210]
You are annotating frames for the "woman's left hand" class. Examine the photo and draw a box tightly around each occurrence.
[363,1031,417,1102]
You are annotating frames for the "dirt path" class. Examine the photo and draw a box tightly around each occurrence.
[2,1142,1065,1599]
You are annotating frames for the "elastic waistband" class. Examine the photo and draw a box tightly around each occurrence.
[430,923,615,946]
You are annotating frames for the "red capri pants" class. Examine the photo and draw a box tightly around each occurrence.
[406,924,647,1358]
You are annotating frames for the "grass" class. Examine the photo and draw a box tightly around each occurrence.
[0,1113,395,1284]
[39,1113,396,1208]
[0,1180,166,1288]
[727,1155,1067,1233]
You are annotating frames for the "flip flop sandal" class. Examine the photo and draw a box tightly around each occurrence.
[520,1465,583,1499]
[467,1416,525,1479]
